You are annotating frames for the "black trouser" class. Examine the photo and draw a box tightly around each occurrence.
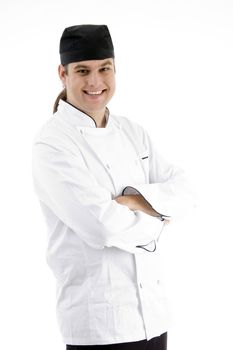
[66,332,167,350]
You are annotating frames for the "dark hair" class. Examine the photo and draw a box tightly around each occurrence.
[53,65,68,114]
[53,89,67,114]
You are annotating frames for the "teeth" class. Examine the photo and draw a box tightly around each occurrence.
[86,91,102,95]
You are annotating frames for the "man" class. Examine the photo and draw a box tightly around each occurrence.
[32,25,192,349]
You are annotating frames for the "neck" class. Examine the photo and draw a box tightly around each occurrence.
[89,109,107,128]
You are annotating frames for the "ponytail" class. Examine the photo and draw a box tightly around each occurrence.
[53,89,67,114]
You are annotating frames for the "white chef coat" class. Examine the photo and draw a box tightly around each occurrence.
[32,100,193,345]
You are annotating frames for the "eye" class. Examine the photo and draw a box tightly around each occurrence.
[76,69,89,75]
[100,66,111,72]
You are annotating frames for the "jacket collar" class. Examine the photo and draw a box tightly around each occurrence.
[56,99,110,128]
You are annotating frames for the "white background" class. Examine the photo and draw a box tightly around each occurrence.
[0,0,233,349]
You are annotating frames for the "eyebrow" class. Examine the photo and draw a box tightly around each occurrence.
[73,60,113,70]
[100,60,113,67]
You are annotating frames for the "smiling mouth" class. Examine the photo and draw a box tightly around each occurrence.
[84,90,106,95]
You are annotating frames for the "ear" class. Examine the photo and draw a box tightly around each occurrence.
[58,64,67,86]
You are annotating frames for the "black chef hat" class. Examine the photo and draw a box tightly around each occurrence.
[59,24,115,65]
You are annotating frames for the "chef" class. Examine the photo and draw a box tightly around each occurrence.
[32,24,193,350]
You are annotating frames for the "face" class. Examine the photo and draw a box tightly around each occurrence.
[58,58,116,118]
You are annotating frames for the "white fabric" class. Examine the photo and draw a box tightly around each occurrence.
[32,100,192,345]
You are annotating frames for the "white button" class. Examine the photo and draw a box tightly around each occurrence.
[139,283,143,288]
[106,164,111,170]
[80,129,83,135]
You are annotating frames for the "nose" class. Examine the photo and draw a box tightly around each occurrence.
[86,71,102,87]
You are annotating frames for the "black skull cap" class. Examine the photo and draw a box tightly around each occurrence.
[59,24,115,65]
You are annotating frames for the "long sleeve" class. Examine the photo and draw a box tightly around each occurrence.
[122,130,195,220]
[32,140,164,254]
